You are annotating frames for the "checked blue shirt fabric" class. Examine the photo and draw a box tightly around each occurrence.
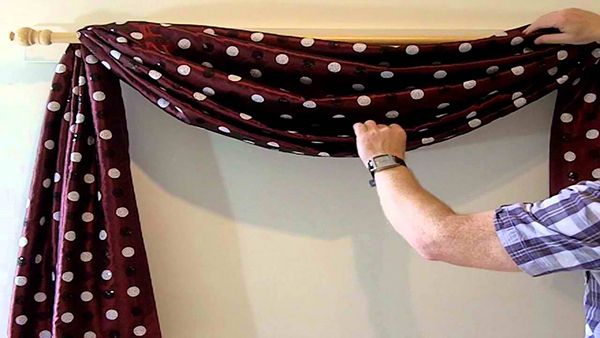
[494,180,600,337]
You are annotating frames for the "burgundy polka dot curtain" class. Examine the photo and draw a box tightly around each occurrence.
[9,21,599,337]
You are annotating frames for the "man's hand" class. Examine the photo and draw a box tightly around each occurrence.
[353,120,407,167]
[524,8,600,45]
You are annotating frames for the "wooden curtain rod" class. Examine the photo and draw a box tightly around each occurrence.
[8,27,501,46]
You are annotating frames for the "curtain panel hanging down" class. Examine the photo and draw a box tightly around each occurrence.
[9,21,600,338]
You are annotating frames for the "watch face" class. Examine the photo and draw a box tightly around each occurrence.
[374,155,395,167]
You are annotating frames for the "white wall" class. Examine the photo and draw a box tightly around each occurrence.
[1,1,599,337]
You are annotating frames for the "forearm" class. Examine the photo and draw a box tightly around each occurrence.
[374,166,519,271]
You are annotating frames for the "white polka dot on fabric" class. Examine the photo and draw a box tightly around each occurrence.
[101,61,111,70]
[586,129,599,139]
[251,94,265,103]
[352,83,365,91]
[148,70,162,80]
[218,126,231,133]
[99,129,113,140]
[70,152,82,162]
[122,247,135,258]
[85,55,98,64]
[564,151,576,162]
[83,332,97,338]
[514,97,527,108]
[593,48,600,58]
[130,32,143,40]
[15,276,27,286]
[80,252,93,262]
[228,74,242,82]
[327,62,342,73]
[60,312,74,324]
[357,95,371,106]
[300,38,315,47]
[39,217,46,226]
[510,36,524,46]
[55,64,67,73]
[267,141,280,148]
[486,66,499,74]
[468,119,482,128]
[34,292,47,302]
[157,98,170,108]
[203,28,216,35]
[458,42,472,53]
[280,114,293,119]
[54,172,61,182]
[250,32,264,42]
[353,43,367,53]
[108,168,121,178]
[511,66,525,76]
[405,45,419,55]
[226,46,239,56]
[116,207,129,218]
[239,113,252,120]
[177,65,191,76]
[556,75,569,84]
[67,191,80,201]
[42,178,51,188]
[101,270,113,280]
[39,330,52,338]
[547,67,558,76]
[105,309,119,321]
[386,110,399,118]
[421,137,435,145]
[463,80,477,90]
[203,87,215,96]
[249,69,262,78]
[593,169,600,179]
[332,114,345,119]
[437,103,450,109]
[512,92,523,100]
[47,101,61,112]
[433,70,447,79]
[303,100,317,108]
[299,76,312,85]
[178,38,191,49]
[275,54,289,65]
[99,230,108,241]
[318,152,330,157]
[64,231,76,241]
[133,56,143,64]
[61,272,74,282]
[75,113,85,124]
[110,50,121,60]
[560,113,573,123]
[15,315,27,326]
[116,36,128,43]
[380,71,394,79]
[35,255,42,264]
[467,111,477,119]
[410,89,424,100]
[82,212,94,222]
[80,291,93,302]
[584,93,597,103]
[84,174,95,184]
[133,325,147,336]
[557,50,568,60]
[53,211,60,221]
[92,91,106,101]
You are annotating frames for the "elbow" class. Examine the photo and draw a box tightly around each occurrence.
[412,235,443,261]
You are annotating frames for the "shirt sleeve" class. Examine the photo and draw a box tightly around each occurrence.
[494,180,600,277]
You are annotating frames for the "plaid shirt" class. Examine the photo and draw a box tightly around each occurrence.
[494,180,600,338]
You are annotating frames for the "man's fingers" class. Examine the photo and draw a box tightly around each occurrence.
[534,33,571,44]
[353,122,367,135]
[523,11,562,35]
[364,120,377,131]
[389,123,402,130]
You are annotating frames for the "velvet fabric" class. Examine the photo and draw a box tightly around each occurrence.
[9,21,599,337]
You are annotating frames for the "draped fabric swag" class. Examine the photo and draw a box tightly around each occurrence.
[9,21,599,337]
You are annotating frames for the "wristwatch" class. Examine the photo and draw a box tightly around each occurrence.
[366,154,407,187]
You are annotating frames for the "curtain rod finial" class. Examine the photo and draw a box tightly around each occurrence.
[9,27,55,46]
